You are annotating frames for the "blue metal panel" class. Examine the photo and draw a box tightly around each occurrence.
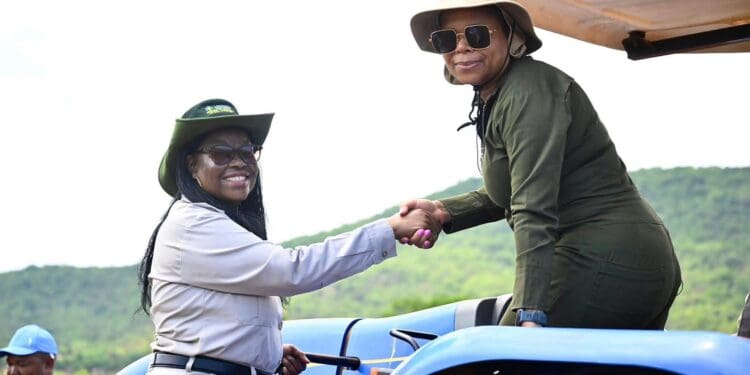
[282,318,358,375]
[393,326,750,374]
[341,303,457,374]
[282,318,357,354]
[116,354,151,375]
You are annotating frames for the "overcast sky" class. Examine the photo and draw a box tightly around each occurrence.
[1,1,748,273]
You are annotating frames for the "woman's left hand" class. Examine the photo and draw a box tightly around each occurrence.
[280,344,309,375]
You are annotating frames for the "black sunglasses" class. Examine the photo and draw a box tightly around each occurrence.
[429,25,495,54]
[196,144,262,165]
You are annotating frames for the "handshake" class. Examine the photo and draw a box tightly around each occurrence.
[387,199,452,249]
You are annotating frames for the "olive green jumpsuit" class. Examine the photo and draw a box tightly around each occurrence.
[440,57,682,328]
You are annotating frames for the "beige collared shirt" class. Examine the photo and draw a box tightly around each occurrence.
[149,197,397,372]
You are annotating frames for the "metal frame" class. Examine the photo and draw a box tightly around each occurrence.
[622,23,750,60]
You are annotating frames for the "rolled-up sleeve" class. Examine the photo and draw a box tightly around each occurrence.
[152,202,397,297]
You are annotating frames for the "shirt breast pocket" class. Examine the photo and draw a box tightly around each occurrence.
[221,294,281,328]
[206,292,260,325]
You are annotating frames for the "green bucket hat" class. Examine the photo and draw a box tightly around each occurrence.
[158,98,274,196]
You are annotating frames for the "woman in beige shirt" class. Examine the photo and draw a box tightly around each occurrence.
[137,99,434,375]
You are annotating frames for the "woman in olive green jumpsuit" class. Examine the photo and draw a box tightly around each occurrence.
[401,0,681,328]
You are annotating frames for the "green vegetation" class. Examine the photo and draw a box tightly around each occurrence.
[0,266,152,374]
[0,167,747,373]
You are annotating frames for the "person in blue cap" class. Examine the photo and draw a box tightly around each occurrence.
[0,324,57,375]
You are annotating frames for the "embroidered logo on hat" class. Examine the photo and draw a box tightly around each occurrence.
[0,324,58,358]
[204,105,237,116]
[181,98,240,119]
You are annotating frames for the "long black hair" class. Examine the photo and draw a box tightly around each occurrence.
[137,132,267,315]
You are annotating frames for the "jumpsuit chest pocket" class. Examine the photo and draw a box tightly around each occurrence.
[482,147,512,210]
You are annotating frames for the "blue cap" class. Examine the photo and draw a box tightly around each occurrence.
[0,325,58,357]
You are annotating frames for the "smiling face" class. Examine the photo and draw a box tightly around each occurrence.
[187,128,259,205]
[440,6,509,87]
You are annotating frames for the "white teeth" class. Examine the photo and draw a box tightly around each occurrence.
[224,176,246,181]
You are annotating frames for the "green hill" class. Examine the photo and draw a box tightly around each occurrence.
[1,167,748,373]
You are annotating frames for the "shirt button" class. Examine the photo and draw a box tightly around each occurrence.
[381,251,388,257]
[278,321,283,330]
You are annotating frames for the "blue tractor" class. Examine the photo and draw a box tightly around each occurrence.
[119,294,750,374]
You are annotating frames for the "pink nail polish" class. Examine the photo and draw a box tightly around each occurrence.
[424,229,432,238]
[424,241,431,248]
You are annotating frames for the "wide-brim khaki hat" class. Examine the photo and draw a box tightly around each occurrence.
[158,98,273,196]
[410,0,542,57]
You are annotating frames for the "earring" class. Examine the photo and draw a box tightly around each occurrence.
[194,176,204,188]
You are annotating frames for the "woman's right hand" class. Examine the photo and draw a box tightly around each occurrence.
[397,199,451,248]
[280,344,309,375]
[387,208,438,248]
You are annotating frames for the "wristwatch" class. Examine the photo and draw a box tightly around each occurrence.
[515,309,548,326]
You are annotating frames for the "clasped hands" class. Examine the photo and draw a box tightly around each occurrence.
[387,199,451,249]
[388,199,545,328]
